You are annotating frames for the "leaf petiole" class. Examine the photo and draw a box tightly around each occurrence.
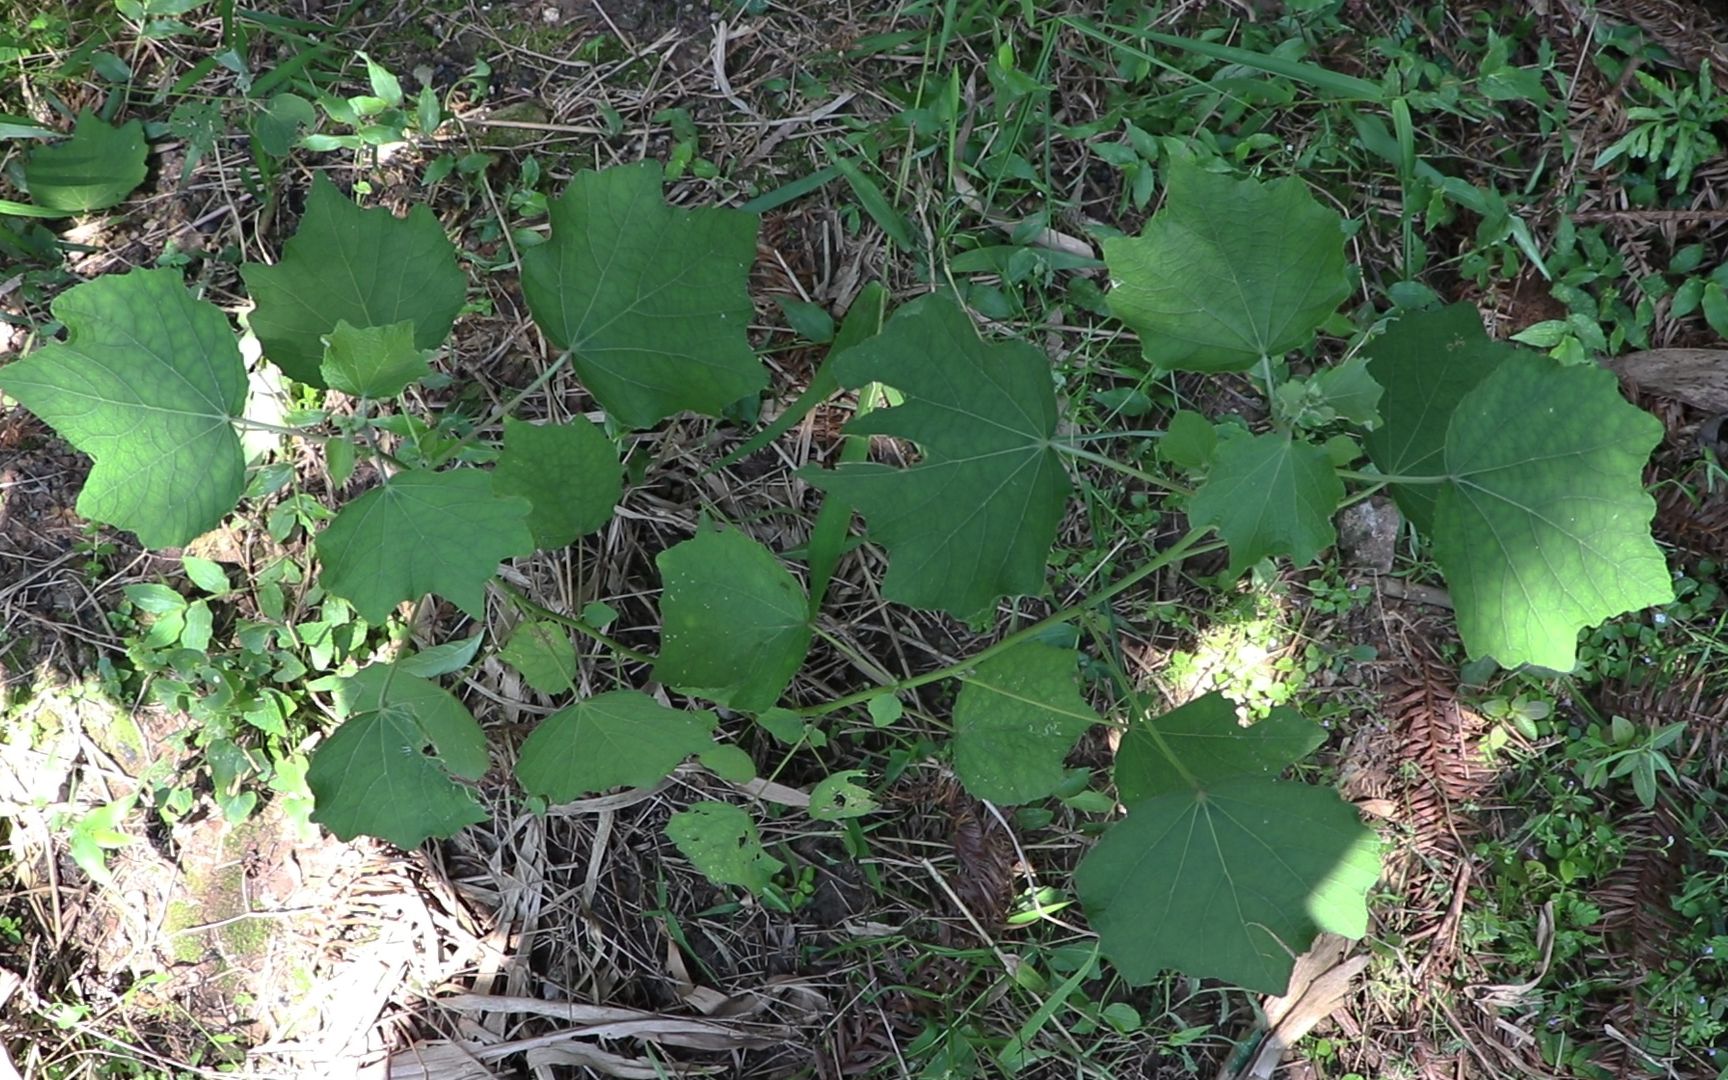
[1052,442,1192,495]
[1335,468,1449,485]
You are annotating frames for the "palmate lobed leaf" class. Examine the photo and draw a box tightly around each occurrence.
[654,524,812,713]
[242,174,466,386]
[1364,305,1672,669]
[320,319,431,398]
[1078,692,1379,993]
[951,641,1102,804]
[520,162,766,428]
[24,110,148,213]
[1187,430,1343,576]
[805,294,1070,618]
[316,469,534,624]
[0,269,247,548]
[1104,162,1351,372]
[1077,775,1380,994]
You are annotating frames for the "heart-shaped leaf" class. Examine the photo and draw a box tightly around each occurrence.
[516,691,719,802]
[654,525,811,713]
[316,469,533,623]
[0,269,246,547]
[1187,431,1343,575]
[307,664,489,847]
[24,110,148,213]
[952,642,1101,804]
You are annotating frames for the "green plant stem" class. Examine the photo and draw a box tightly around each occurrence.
[1336,468,1448,485]
[795,529,1225,718]
[429,349,576,468]
[498,582,654,664]
[1052,442,1192,495]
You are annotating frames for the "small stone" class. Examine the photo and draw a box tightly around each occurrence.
[1337,495,1401,572]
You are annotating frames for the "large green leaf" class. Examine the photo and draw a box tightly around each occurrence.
[952,642,1101,804]
[1076,776,1380,993]
[1077,690,1379,993]
[1103,163,1351,372]
[666,802,783,893]
[1187,431,1343,575]
[493,417,620,549]
[515,690,719,802]
[1114,695,1323,805]
[520,162,766,428]
[316,469,533,623]
[1363,304,1514,532]
[1434,356,1671,670]
[307,664,489,847]
[242,174,467,385]
[805,294,1071,617]
[1363,307,1669,666]
[24,110,148,213]
[654,525,811,713]
[0,269,246,547]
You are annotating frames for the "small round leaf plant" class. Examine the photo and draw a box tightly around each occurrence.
[0,158,1671,996]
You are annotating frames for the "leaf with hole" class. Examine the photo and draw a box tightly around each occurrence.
[316,469,533,624]
[1104,163,1350,372]
[306,664,489,847]
[500,620,577,695]
[667,802,782,894]
[1187,431,1342,576]
[654,525,811,713]
[952,642,1102,804]
[0,269,247,547]
[493,417,620,549]
[515,690,719,802]
[242,174,466,385]
[520,162,766,428]
[804,294,1070,617]
[24,110,148,213]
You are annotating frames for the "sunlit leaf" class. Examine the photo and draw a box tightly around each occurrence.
[1434,356,1671,669]
[667,802,782,893]
[0,269,246,547]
